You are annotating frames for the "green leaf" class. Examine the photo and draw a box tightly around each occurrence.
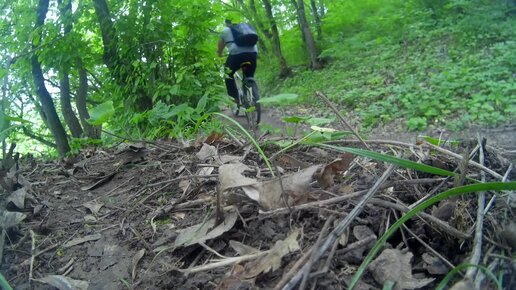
[2,116,31,124]
[306,117,333,126]
[196,95,208,112]
[258,93,299,106]
[88,101,115,126]
[282,116,309,123]
[318,144,456,177]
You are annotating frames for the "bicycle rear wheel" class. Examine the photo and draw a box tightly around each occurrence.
[242,79,261,128]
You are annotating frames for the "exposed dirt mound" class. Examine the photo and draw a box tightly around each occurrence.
[1,133,515,289]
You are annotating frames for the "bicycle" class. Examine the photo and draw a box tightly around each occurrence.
[233,61,261,129]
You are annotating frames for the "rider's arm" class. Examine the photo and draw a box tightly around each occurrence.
[217,38,225,57]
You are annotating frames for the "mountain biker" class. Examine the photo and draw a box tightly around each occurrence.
[217,19,258,110]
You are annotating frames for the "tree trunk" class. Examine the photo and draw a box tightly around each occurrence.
[57,0,83,138]
[295,0,321,69]
[310,0,322,41]
[290,0,306,45]
[261,0,292,78]
[92,0,152,111]
[234,0,270,55]
[75,59,101,138]
[92,0,119,74]
[32,0,70,156]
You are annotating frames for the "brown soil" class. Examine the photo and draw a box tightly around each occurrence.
[1,111,515,290]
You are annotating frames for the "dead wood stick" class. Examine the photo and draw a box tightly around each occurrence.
[28,230,35,287]
[0,230,5,267]
[180,252,266,274]
[283,162,396,290]
[299,215,336,290]
[466,136,487,280]
[369,198,470,239]
[326,139,418,148]
[273,247,315,290]
[402,225,455,269]
[261,189,368,216]
[310,238,340,279]
[315,91,370,149]
[483,163,512,215]
[424,141,503,180]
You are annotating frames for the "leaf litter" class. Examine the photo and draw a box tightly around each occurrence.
[0,133,514,289]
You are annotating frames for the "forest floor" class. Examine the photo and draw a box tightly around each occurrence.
[1,105,515,290]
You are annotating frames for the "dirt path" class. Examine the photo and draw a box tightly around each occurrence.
[1,106,515,290]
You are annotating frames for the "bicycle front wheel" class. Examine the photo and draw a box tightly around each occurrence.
[243,80,261,128]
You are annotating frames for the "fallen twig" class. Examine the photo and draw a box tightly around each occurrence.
[466,136,487,280]
[369,198,470,239]
[283,162,397,289]
[315,91,370,149]
[273,247,314,290]
[299,215,336,290]
[424,141,503,180]
[402,225,455,269]
[28,230,35,287]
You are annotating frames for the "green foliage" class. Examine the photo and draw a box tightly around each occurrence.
[0,272,14,290]
[260,0,516,131]
[88,101,115,126]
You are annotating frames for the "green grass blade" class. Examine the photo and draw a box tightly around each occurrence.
[435,263,502,290]
[349,182,516,290]
[213,112,274,176]
[318,144,456,177]
[0,272,14,290]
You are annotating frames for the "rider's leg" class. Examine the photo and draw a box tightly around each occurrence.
[240,52,257,79]
[224,54,240,103]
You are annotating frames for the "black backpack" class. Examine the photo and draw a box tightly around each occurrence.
[229,23,258,47]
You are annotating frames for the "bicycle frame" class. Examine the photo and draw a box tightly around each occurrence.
[234,68,260,129]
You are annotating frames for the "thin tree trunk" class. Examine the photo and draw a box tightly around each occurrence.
[92,0,119,74]
[235,0,270,54]
[75,59,100,138]
[290,0,306,45]
[310,0,322,41]
[57,0,83,138]
[32,0,70,156]
[261,0,292,78]
[295,0,321,69]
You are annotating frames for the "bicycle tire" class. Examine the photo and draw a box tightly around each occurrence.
[242,78,261,127]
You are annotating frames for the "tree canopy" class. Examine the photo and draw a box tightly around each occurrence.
[0,0,514,157]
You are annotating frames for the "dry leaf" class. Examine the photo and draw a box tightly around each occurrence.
[500,221,516,250]
[36,275,89,290]
[81,172,117,191]
[243,229,300,278]
[64,234,102,248]
[196,143,218,161]
[259,165,320,210]
[369,248,434,290]
[197,166,214,176]
[422,253,448,275]
[0,211,27,228]
[229,240,260,256]
[216,264,255,290]
[174,207,238,248]
[205,131,224,145]
[216,155,241,165]
[82,201,104,215]
[219,163,258,192]
[7,187,27,209]
[132,249,146,280]
[316,153,354,188]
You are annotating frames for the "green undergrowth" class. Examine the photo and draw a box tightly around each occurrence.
[259,2,516,132]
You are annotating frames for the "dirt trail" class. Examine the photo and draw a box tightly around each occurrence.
[1,106,515,290]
